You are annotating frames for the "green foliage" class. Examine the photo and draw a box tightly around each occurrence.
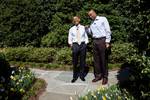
[55,47,72,64]
[1,43,138,65]
[3,47,72,64]
[4,47,31,61]
[0,51,5,60]
[123,55,150,99]
[0,0,51,47]
[0,55,36,99]
[4,47,56,63]
[86,52,93,66]
[41,12,71,47]
[28,48,56,63]
[0,0,134,47]
[79,85,135,100]
[110,43,137,63]
[108,16,129,43]
[113,0,150,53]
[10,66,35,95]
[0,0,149,50]
[10,61,72,71]
[126,55,150,75]
[21,78,46,100]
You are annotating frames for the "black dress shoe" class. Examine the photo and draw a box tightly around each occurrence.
[92,77,102,82]
[102,78,108,85]
[80,77,85,81]
[71,78,78,83]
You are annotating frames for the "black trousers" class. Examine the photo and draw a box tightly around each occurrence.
[72,42,87,79]
[93,37,108,79]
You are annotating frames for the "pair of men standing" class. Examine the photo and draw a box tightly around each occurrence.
[68,9,111,85]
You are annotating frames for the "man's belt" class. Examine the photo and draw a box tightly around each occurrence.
[73,42,85,44]
[93,37,106,40]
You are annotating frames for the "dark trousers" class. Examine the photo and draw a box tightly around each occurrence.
[93,37,108,79]
[72,42,87,79]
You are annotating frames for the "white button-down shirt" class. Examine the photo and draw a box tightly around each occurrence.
[68,24,88,45]
[89,16,111,43]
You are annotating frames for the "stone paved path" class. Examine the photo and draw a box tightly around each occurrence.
[31,68,129,100]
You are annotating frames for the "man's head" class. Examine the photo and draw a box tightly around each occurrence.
[72,16,80,25]
[88,9,97,20]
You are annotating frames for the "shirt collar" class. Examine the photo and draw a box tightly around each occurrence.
[75,24,80,29]
[76,24,80,27]
[95,16,100,21]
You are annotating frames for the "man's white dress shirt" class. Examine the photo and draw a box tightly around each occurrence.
[89,16,111,43]
[68,24,88,45]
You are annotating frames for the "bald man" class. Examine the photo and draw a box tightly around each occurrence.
[87,10,111,85]
[68,16,88,83]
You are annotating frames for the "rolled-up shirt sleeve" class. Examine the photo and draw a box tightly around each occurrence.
[85,27,92,36]
[104,17,111,43]
[68,29,73,45]
[85,31,89,44]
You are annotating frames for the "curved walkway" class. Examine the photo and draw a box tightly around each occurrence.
[31,68,129,100]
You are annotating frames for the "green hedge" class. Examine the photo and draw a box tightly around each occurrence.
[110,43,137,63]
[55,47,72,64]
[4,47,56,63]
[1,43,137,65]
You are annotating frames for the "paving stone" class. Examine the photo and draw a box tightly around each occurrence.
[31,68,129,100]
[39,92,78,100]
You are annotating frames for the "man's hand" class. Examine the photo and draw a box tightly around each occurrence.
[106,43,110,48]
[69,44,72,48]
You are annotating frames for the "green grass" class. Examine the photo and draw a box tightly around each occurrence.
[10,61,72,70]
[108,63,122,70]
[10,61,122,71]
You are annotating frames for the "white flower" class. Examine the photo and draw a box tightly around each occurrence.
[11,70,15,74]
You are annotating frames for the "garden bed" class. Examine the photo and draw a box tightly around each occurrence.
[22,78,46,100]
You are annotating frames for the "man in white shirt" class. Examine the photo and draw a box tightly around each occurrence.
[68,16,88,83]
[87,9,111,85]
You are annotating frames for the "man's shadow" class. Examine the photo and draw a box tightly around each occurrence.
[116,63,130,84]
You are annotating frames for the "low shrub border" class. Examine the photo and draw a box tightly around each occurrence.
[9,61,122,71]
[0,43,137,65]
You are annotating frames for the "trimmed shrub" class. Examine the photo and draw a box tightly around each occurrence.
[4,47,56,63]
[55,47,72,64]
[1,43,138,65]
[4,47,31,61]
[109,43,137,63]
[27,48,56,63]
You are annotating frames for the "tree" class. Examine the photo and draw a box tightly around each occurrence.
[113,0,150,54]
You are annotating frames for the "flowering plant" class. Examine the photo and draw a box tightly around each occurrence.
[10,66,35,95]
[79,85,135,100]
